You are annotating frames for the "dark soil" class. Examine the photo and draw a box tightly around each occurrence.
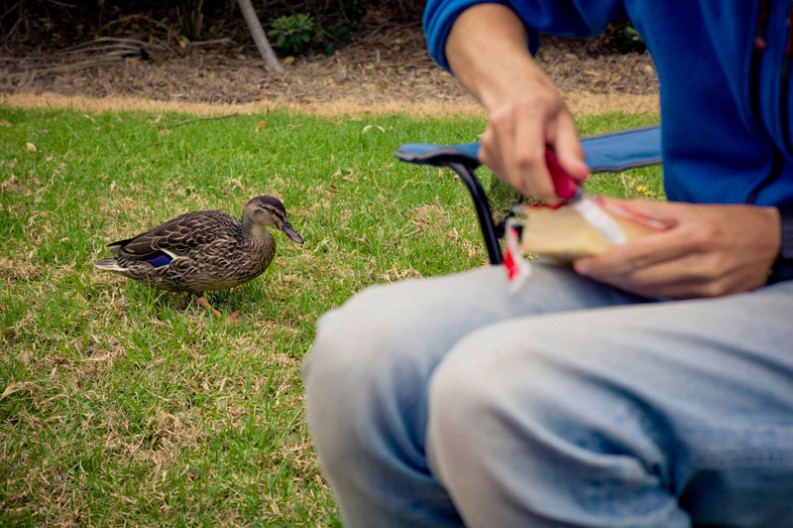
[0,8,659,113]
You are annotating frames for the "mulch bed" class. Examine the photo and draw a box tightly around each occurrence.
[1,9,658,109]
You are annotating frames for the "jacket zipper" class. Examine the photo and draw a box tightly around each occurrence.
[780,3,793,153]
[750,0,770,122]
[747,0,788,204]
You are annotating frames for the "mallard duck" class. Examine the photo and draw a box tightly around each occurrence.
[94,195,303,320]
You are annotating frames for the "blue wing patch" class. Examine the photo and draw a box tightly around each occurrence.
[148,254,172,267]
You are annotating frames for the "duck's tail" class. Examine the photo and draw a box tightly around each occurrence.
[93,258,126,272]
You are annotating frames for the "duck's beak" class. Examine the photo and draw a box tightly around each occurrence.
[281,221,304,244]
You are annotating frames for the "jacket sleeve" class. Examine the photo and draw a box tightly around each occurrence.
[423,0,626,72]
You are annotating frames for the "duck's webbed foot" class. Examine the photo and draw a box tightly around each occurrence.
[196,294,223,318]
[196,294,241,324]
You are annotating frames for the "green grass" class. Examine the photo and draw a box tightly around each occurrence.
[0,105,661,526]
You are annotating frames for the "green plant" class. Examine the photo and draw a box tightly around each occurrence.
[176,0,204,40]
[316,0,365,54]
[611,20,646,54]
[268,13,318,56]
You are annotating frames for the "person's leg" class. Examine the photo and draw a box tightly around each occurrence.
[427,280,793,528]
[302,263,652,528]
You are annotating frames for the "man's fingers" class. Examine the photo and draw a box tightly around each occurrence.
[479,100,584,203]
[549,115,589,183]
[513,116,555,200]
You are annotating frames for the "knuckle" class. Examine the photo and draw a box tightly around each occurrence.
[514,151,540,172]
[488,108,512,129]
[686,223,722,251]
[627,250,656,272]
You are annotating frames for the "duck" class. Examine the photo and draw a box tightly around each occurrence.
[94,195,304,320]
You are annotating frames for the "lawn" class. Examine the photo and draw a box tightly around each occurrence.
[0,105,661,527]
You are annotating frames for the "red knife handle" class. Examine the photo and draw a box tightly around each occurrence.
[545,148,578,201]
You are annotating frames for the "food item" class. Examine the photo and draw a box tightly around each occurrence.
[515,199,665,261]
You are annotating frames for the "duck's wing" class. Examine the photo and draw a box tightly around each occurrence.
[110,211,238,263]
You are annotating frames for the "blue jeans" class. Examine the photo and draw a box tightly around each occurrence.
[302,264,793,527]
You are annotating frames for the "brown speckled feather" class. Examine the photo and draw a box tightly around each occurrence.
[94,196,303,296]
[112,210,243,261]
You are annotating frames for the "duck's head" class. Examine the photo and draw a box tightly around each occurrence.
[243,195,304,244]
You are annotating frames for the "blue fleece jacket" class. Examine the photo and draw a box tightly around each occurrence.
[423,0,793,208]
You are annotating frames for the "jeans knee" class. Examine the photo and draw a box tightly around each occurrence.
[304,287,386,412]
[427,324,671,492]
[303,283,411,402]
[427,339,529,457]
[426,325,603,475]
[303,283,438,468]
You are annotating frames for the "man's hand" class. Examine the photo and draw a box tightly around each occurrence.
[573,199,781,299]
[478,83,589,204]
[445,4,589,204]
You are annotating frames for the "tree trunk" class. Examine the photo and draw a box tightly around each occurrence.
[237,0,284,73]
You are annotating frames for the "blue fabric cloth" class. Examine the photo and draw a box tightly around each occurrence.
[422,0,793,207]
[396,125,662,173]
